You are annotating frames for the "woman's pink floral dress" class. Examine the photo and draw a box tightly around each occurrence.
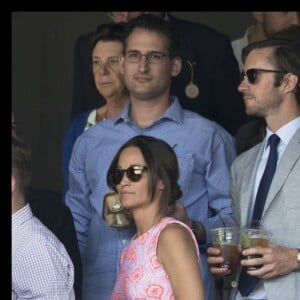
[110,217,200,300]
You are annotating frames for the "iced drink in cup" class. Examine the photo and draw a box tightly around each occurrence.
[210,227,240,272]
[240,228,269,270]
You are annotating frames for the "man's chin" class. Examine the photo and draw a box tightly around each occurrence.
[245,107,257,117]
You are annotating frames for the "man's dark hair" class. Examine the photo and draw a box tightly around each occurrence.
[123,14,181,58]
[242,25,300,103]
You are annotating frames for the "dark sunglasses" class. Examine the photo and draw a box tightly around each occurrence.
[240,68,286,84]
[112,165,148,185]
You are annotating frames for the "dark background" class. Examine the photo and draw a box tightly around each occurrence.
[12,12,254,194]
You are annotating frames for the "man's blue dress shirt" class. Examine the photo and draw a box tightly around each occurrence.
[66,97,236,300]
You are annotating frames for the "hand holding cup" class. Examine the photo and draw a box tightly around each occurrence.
[240,227,269,270]
[209,227,240,272]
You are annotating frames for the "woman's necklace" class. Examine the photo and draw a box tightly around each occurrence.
[103,108,114,121]
[96,108,109,122]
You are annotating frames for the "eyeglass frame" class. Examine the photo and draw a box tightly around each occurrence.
[111,165,148,185]
[240,68,287,84]
[124,50,170,64]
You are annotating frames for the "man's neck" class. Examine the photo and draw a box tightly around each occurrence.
[265,104,300,132]
[129,96,171,129]
[12,193,26,214]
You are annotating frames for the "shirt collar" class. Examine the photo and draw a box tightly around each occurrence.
[85,109,97,130]
[115,95,184,126]
[265,116,300,150]
[12,203,32,227]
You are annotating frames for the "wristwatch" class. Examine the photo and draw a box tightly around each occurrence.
[297,248,300,265]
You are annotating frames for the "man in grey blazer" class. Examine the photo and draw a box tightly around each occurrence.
[207,26,300,300]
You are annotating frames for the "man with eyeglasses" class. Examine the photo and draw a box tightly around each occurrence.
[66,15,236,300]
[71,11,248,136]
[207,26,300,300]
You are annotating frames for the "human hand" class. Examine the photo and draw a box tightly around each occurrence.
[207,246,232,276]
[241,243,298,279]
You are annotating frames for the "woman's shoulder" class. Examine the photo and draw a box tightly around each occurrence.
[159,217,192,241]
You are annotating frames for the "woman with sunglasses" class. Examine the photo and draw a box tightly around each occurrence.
[107,135,204,300]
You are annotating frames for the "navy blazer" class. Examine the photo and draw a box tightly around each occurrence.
[71,14,247,135]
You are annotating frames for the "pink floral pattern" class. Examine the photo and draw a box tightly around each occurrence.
[110,217,199,300]
[146,284,163,298]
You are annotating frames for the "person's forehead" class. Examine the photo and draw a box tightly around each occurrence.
[119,146,144,163]
[127,28,168,48]
[93,40,123,52]
[245,48,274,67]
[264,12,298,25]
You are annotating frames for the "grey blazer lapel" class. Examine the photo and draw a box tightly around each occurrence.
[263,128,300,216]
[240,143,265,225]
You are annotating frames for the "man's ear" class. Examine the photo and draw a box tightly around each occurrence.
[171,56,182,77]
[12,175,16,193]
[281,73,299,94]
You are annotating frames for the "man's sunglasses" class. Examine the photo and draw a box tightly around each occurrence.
[112,165,148,185]
[241,68,286,84]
